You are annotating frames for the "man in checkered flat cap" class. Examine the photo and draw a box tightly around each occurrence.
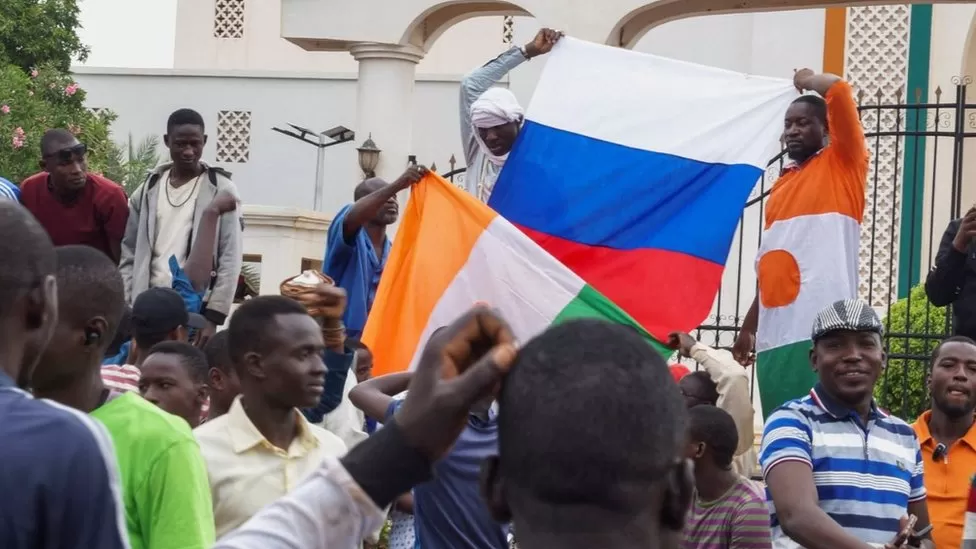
[759,299,935,549]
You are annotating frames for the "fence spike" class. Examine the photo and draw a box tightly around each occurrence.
[914,87,922,103]
[894,85,903,102]
[430,162,437,173]
[875,88,884,103]
[857,88,866,104]
[449,154,456,171]
[935,85,942,99]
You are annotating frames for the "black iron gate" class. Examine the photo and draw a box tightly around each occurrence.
[440,81,975,419]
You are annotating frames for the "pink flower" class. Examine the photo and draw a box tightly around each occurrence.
[30,69,38,78]
[0,105,8,114]
[12,130,25,149]
[64,83,79,96]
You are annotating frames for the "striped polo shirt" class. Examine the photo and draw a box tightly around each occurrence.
[760,384,926,548]
[681,476,772,549]
[0,177,21,202]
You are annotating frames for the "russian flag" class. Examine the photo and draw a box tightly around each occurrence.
[488,38,796,341]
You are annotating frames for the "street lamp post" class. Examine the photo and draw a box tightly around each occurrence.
[272,123,355,212]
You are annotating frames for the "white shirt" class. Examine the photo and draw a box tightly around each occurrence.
[212,456,384,549]
[194,396,347,538]
[318,369,369,450]
[150,171,202,289]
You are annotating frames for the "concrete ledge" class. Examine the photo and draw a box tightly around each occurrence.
[71,65,467,83]
[243,205,332,232]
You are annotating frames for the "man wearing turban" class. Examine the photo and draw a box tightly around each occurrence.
[459,28,562,202]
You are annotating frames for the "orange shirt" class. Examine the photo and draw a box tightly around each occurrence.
[763,80,869,229]
[913,410,976,549]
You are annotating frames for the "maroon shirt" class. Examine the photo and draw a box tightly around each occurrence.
[20,172,129,261]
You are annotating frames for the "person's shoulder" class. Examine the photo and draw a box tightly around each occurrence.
[732,476,768,506]
[96,393,196,445]
[329,204,354,229]
[88,172,126,193]
[766,397,816,422]
[19,171,46,189]
[877,410,916,435]
[308,423,348,454]
[0,176,19,191]
[193,412,231,443]
[201,162,236,187]
[1,388,114,467]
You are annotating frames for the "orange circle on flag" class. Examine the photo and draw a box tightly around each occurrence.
[757,249,801,308]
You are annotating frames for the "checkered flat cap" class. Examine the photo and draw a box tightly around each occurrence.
[811,299,884,341]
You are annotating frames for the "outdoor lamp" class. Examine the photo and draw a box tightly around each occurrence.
[357,135,381,177]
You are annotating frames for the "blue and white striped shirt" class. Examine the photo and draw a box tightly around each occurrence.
[0,177,20,202]
[760,384,926,548]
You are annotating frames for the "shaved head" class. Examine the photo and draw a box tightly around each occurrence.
[354,177,388,201]
[40,129,79,156]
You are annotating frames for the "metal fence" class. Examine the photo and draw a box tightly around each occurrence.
[439,81,974,419]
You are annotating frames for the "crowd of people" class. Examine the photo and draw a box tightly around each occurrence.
[1,26,976,549]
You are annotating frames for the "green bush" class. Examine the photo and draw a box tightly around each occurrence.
[0,62,115,183]
[0,0,89,72]
[875,285,950,421]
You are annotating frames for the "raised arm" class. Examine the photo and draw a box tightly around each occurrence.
[203,182,243,327]
[732,297,758,367]
[349,372,412,423]
[687,340,754,457]
[341,166,426,242]
[926,212,975,306]
[459,28,562,166]
[185,190,238,292]
[794,69,867,168]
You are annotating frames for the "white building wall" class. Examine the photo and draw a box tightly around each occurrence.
[76,0,178,68]
[73,68,471,217]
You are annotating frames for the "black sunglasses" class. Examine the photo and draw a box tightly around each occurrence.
[44,143,87,164]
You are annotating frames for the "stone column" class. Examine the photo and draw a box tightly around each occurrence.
[350,43,424,182]
[349,42,424,236]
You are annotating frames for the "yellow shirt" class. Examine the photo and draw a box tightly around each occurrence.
[912,410,976,549]
[194,396,347,538]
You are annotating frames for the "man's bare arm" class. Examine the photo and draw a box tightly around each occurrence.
[766,461,873,549]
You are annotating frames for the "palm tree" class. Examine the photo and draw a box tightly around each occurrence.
[103,134,162,196]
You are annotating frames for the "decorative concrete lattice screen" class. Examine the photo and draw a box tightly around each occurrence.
[845,4,910,308]
[214,0,246,39]
[216,110,252,163]
[90,107,108,117]
[503,16,514,45]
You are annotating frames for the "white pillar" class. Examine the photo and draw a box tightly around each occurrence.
[349,42,424,237]
[350,43,424,181]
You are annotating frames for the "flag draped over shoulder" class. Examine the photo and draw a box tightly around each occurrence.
[488,37,796,343]
[362,174,661,376]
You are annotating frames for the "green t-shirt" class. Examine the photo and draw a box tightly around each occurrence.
[91,392,215,549]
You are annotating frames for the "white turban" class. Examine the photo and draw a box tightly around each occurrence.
[470,88,524,166]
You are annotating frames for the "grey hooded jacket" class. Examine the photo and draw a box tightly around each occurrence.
[119,161,243,325]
